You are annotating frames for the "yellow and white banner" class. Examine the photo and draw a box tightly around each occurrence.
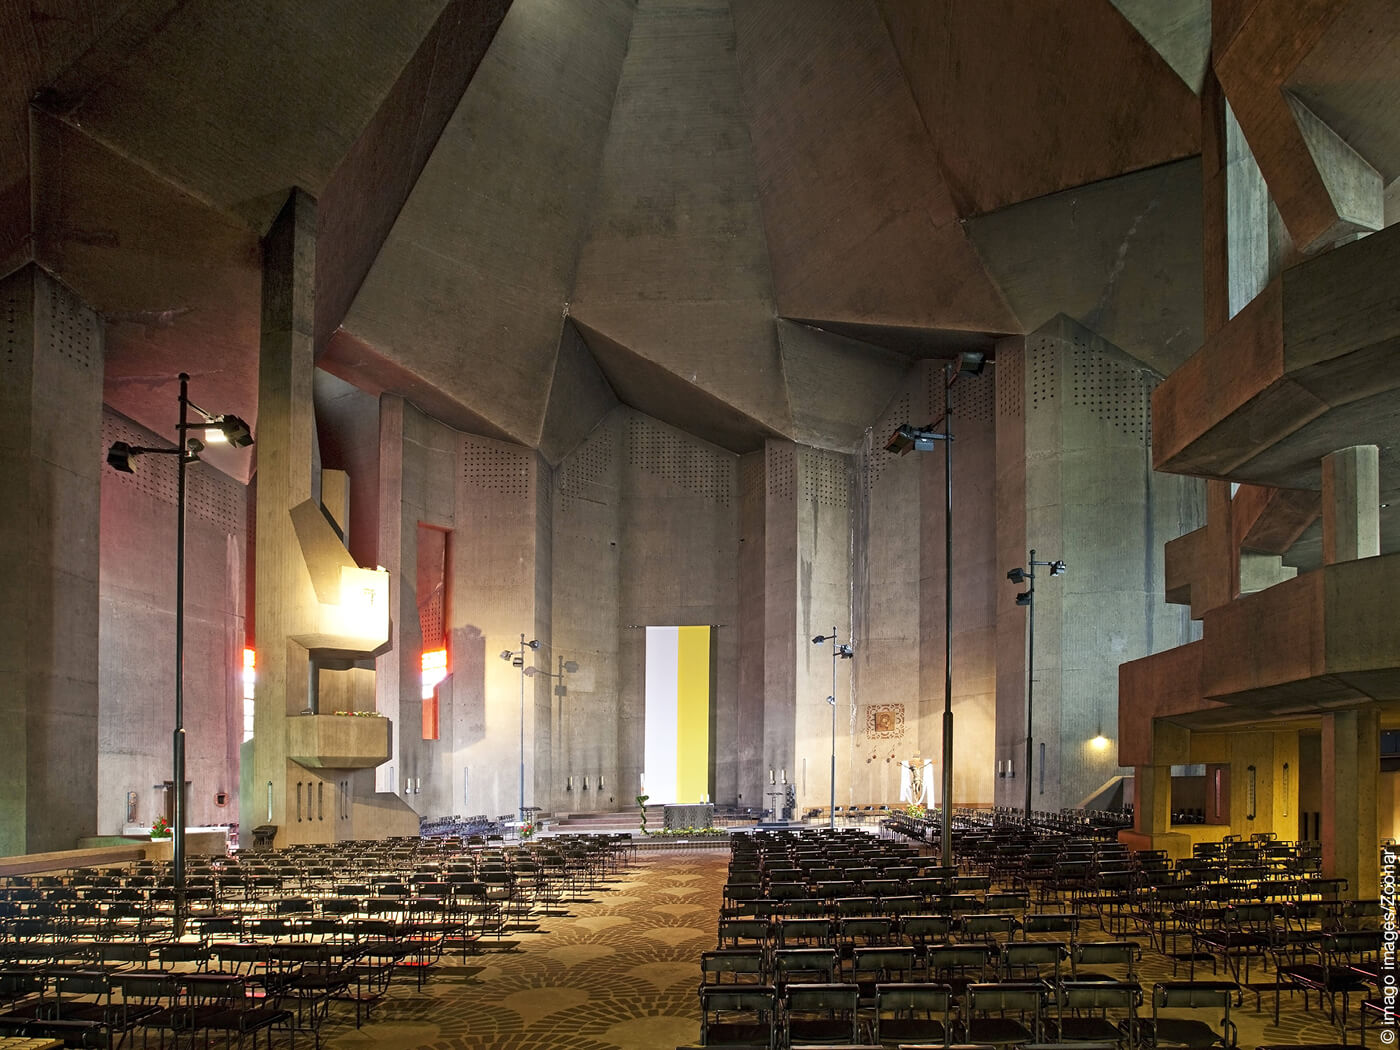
[643,625,712,803]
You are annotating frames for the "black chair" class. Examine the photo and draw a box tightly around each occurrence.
[1147,981,1237,1049]
[1050,980,1141,1050]
[871,982,951,1048]
[962,982,1044,1050]
[783,982,861,1047]
[699,984,777,1048]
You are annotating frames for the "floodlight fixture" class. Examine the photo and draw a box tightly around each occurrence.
[1006,567,1027,584]
[500,650,515,662]
[1016,591,1032,606]
[957,351,987,375]
[1049,560,1067,576]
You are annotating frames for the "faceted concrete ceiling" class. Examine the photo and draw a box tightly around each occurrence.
[5,0,1210,468]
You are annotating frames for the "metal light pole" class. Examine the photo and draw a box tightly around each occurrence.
[1006,550,1066,823]
[811,629,853,829]
[882,352,985,864]
[500,635,539,821]
[105,373,253,937]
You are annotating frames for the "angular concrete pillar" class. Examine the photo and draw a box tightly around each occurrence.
[998,315,1202,811]
[1321,708,1380,897]
[0,265,103,854]
[762,441,799,810]
[247,189,320,845]
[1321,445,1380,565]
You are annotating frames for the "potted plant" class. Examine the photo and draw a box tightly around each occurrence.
[150,817,172,840]
[636,794,650,834]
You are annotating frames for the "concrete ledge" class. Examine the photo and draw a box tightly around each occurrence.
[0,844,149,877]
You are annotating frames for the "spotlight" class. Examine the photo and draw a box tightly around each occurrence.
[562,660,579,673]
[835,644,854,659]
[957,351,987,376]
[499,650,514,662]
[1006,567,1027,584]
[884,425,916,456]
[1016,591,1032,606]
[1049,560,1067,576]
[812,634,832,645]
[204,414,254,447]
[525,639,540,650]
[522,666,540,678]
[107,442,137,473]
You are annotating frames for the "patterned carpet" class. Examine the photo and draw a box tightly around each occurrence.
[324,846,724,1050]
[320,840,1368,1050]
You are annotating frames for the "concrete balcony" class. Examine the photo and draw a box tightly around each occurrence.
[1152,223,1400,493]
[1120,552,1400,761]
[287,714,391,770]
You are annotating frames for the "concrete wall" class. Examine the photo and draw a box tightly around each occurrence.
[98,408,247,835]
[617,411,740,807]
[1001,315,1203,812]
[858,360,998,808]
[549,413,623,811]
[0,265,103,853]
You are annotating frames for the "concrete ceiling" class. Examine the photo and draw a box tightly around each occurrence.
[14,0,1376,467]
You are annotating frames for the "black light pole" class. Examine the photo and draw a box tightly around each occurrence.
[106,373,253,936]
[500,636,540,821]
[884,351,985,863]
[1005,550,1066,822]
[811,629,853,829]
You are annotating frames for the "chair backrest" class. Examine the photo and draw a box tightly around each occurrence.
[875,981,952,1014]
[701,949,766,982]
[1059,980,1139,1011]
[851,946,917,980]
[968,981,1045,1014]
[1073,939,1139,977]
[1001,940,1067,979]
[1154,981,1234,1010]
[772,947,839,983]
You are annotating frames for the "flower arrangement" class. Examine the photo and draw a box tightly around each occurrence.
[905,802,927,820]
[636,794,650,834]
[150,817,172,840]
[520,822,536,840]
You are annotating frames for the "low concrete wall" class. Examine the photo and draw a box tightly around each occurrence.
[0,844,149,877]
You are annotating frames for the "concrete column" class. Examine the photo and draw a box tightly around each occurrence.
[0,265,103,854]
[1133,764,1172,837]
[1006,315,1201,811]
[248,189,320,845]
[1322,708,1380,897]
[1321,445,1380,564]
[763,440,798,811]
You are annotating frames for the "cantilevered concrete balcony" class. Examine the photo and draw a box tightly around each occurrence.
[287,714,392,770]
[1121,551,1400,763]
[1152,223,1400,496]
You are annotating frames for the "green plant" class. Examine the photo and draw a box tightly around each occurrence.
[905,802,927,820]
[636,794,650,834]
[150,817,171,839]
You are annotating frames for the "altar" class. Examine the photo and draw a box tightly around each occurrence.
[663,803,714,830]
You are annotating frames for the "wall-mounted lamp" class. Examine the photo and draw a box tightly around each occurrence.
[598,775,605,790]
[566,776,573,792]
[581,775,589,791]
[1091,733,1109,751]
